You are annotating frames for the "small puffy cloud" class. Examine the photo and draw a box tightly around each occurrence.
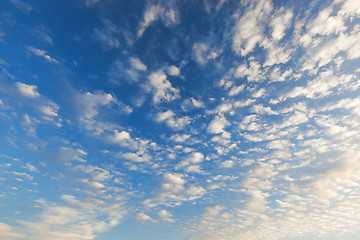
[136,212,157,223]
[246,190,267,212]
[252,104,278,115]
[40,102,59,117]
[108,57,147,83]
[80,178,105,189]
[167,65,180,76]
[186,186,206,199]
[129,57,147,71]
[232,0,273,55]
[77,91,118,134]
[111,130,140,150]
[221,160,234,168]
[207,116,229,134]
[93,19,120,49]
[137,4,179,38]
[234,60,264,82]
[158,210,174,222]
[16,82,40,98]
[202,205,225,219]
[156,110,191,130]
[148,70,180,103]
[121,152,151,163]
[252,88,266,98]
[177,152,204,169]
[270,8,293,41]
[170,134,190,143]
[27,46,59,63]
[228,85,245,96]
[192,42,222,65]
[161,173,186,193]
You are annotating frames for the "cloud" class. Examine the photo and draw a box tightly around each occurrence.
[22,195,124,240]
[148,70,180,103]
[167,65,180,76]
[27,46,59,63]
[84,0,100,7]
[228,85,245,96]
[207,116,229,134]
[16,82,40,98]
[135,212,157,223]
[93,19,120,49]
[31,25,53,44]
[246,190,267,212]
[137,4,179,38]
[156,110,191,130]
[76,91,118,134]
[232,0,273,56]
[221,160,234,168]
[9,0,33,14]
[202,205,224,219]
[108,57,147,83]
[121,152,151,163]
[0,222,25,239]
[170,134,190,142]
[158,210,174,222]
[192,42,222,65]
[270,8,293,41]
[129,57,147,71]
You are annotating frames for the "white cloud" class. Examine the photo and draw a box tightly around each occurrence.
[246,190,267,212]
[27,46,59,63]
[121,152,151,163]
[148,70,180,103]
[170,134,191,142]
[137,4,179,38]
[77,92,116,134]
[80,178,105,189]
[22,196,124,240]
[0,222,25,239]
[136,212,157,223]
[177,152,204,168]
[234,60,264,82]
[40,103,59,117]
[192,42,222,65]
[93,19,120,49]
[167,65,180,76]
[156,110,191,130]
[270,8,293,41]
[16,82,40,98]
[22,163,39,172]
[158,210,174,222]
[221,160,234,168]
[207,116,229,134]
[252,104,278,115]
[232,0,273,55]
[228,84,245,96]
[202,205,225,219]
[283,71,354,100]
[129,57,147,71]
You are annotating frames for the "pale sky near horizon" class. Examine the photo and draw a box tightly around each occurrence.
[1,0,360,239]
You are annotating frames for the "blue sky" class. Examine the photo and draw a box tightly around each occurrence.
[1,0,360,239]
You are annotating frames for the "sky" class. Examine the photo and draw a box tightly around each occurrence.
[0,0,360,239]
